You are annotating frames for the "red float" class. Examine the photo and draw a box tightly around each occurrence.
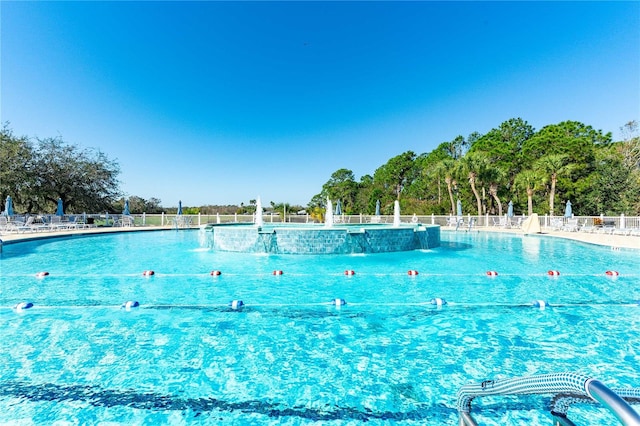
[143,270,155,276]
[344,270,356,276]
[486,271,498,277]
[407,270,419,276]
[547,270,560,276]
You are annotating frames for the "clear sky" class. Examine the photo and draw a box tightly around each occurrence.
[2,1,639,208]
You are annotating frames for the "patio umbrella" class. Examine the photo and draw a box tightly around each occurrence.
[177,200,183,215]
[334,200,342,216]
[56,198,64,216]
[3,195,14,216]
[375,200,381,216]
[507,201,514,218]
[123,199,130,216]
[456,199,462,218]
[564,200,572,218]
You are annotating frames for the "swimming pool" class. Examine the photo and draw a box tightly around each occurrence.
[1,230,638,424]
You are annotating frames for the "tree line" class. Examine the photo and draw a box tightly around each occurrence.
[3,119,639,217]
[310,118,640,217]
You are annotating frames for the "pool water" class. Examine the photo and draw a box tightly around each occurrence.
[1,230,638,425]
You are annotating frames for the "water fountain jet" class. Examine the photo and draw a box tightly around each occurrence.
[325,198,334,227]
[393,200,401,227]
[255,197,264,227]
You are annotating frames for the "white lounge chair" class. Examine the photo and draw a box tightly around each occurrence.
[613,227,632,236]
[116,215,135,227]
[550,218,564,231]
[561,219,579,232]
[579,219,595,233]
[50,215,69,230]
[16,216,48,233]
[448,217,462,228]
[0,216,18,233]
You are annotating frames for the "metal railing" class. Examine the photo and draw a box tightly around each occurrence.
[457,373,640,426]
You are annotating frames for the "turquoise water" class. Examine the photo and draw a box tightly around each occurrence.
[1,230,638,424]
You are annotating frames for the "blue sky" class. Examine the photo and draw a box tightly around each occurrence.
[2,1,639,208]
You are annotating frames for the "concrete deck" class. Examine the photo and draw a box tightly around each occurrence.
[1,225,639,250]
[447,226,640,250]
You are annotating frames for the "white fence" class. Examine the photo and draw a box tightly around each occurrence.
[3,212,639,235]
[137,212,640,231]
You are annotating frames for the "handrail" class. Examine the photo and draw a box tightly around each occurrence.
[457,373,640,425]
[553,387,640,417]
[586,380,640,425]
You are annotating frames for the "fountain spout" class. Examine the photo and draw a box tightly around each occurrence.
[393,200,401,227]
[255,197,264,227]
[325,198,334,227]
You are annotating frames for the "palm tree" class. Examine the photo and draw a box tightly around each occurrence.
[460,152,487,216]
[514,169,543,215]
[434,158,458,215]
[534,154,571,216]
[482,165,507,216]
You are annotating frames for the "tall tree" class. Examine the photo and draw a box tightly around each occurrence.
[459,152,488,216]
[482,165,507,216]
[433,158,458,215]
[0,125,37,212]
[35,137,121,213]
[619,120,640,170]
[446,135,469,160]
[472,118,534,187]
[1,126,121,213]
[522,121,610,163]
[354,174,377,214]
[514,169,543,215]
[534,154,571,216]
[373,151,417,200]
[317,168,358,213]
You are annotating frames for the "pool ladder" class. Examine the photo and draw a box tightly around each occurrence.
[457,372,640,425]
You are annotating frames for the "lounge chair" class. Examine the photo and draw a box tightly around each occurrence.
[550,218,564,231]
[596,221,616,235]
[16,216,48,233]
[613,227,632,236]
[561,219,579,232]
[0,216,17,233]
[509,217,523,229]
[579,219,596,233]
[50,215,69,230]
[116,215,135,227]
[448,217,462,228]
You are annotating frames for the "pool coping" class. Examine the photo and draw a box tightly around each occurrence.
[1,224,639,250]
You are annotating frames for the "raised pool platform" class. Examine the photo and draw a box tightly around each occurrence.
[201,223,440,254]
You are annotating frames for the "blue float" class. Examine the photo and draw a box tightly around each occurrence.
[121,301,140,310]
[430,298,447,307]
[13,302,33,311]
[332,298,347,306]
[229,300,244,310]
[532,300,549,309]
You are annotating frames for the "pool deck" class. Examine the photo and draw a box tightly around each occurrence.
[1,224,639,250]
